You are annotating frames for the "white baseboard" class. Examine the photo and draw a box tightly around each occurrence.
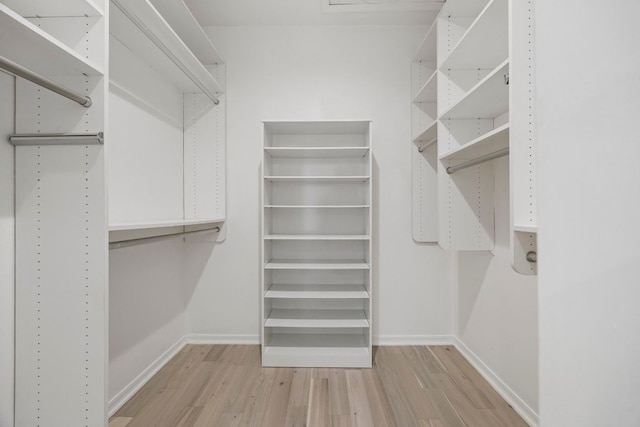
[374,335,455,346]
[453,338,539,427]
[108,337,187,417]
[185,333,260,345]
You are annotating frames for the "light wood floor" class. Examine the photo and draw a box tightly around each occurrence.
[110,345,528,427]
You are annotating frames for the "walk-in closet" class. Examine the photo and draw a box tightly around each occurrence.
[1,0,639,426]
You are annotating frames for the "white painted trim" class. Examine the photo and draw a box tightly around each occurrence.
[373,335,454,346]
[453,338,539,427]
[185,334,260,345]
[108,337,187,417]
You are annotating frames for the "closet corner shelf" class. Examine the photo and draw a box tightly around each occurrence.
[440,0,508,70]
[109,217,224,232]
[440,59,509,121]
[0,3,104,77]
[264,176,370,183]
[413,70,437,104]
[2,0,104,17]
[513,224,537,233]
[413,121,438,145]
[148,0,223,65]
[110,0,222,102]
[264,147,369,158]
[439,123,509,161]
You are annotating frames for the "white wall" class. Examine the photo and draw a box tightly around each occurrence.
[456,158,538,420]
[186,25,454,343]
[536,1,640,425]
[0,72,15,427]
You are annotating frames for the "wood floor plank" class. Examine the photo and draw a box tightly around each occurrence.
[307,377,331,427]
[110,345,529,427]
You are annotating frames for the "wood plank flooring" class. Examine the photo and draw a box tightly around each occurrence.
[110,345,528,427]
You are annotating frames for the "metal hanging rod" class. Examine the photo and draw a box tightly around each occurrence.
[0,55,92,107]
[111,0,220,106]
[9,132,104,146]
[418,136,437,153]
[446,147,509,174]
[109,226,220,250]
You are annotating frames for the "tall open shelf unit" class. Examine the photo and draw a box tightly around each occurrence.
[411,0,537,274]
[261,121,372,368]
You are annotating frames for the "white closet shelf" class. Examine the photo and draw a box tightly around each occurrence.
[265,205,370,209]
[513,224,537,233]
[265,309,369,328]
[263,334,370,368]
[440,123,509,161]
[264,234,370,241]
[109,218,224,231]
[264,284,369,299]
[265,260,370,270]
[440,0,492,23]
[413,70,438,104]
[2,0,103,17]
[441,0,508,70]
[110,0,222,102]
[264,176,370,183]
[0,4,104,77]
[413,20,437,62]
[149,0,223,65]
[264,147,369,158]
[413,121,437,145]
[440,59,509,120]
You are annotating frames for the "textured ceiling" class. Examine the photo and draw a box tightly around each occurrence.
[183,0,439,26]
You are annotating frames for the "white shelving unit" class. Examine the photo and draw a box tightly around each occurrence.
[434,0,537,274]
[108,0,226,243]
[261,121,372,368]
[410,12,441,243]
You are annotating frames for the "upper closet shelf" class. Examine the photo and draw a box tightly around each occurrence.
[109,217,224,231]
[413,121,437,145]
[441,0,508,70]
[413,20,437,62]
[149,0,223,65]
[413,71,437,103]
[110,0,222,103]
[264,147,369,158]
[440,60,509,120]
[1,0,103,17]
[440,123,509,161]
[0,4,104,77]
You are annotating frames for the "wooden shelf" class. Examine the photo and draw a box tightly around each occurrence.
[264,234,370,241]
[1,0,103,17]
[264,176,370,183]
[110,0,222,101]
[109,217,224,231]
[264,284,369,299]
[264,260,370,270]
[440,123,509,161]
[265,309,369,328]
[440,59,509,120]
[413,71,437,104]
[148,0,222,65]
[441,0,508,70]
[264,147,369,158]
[0,4,104,78]
[265,205,370,209]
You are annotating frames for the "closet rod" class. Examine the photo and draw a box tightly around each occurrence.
[418,137,437,153]
[111,0,220,106]
[109,226,221,250]
[9,132,104,146]
[0,55,92,107]
[446,147,509,174]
